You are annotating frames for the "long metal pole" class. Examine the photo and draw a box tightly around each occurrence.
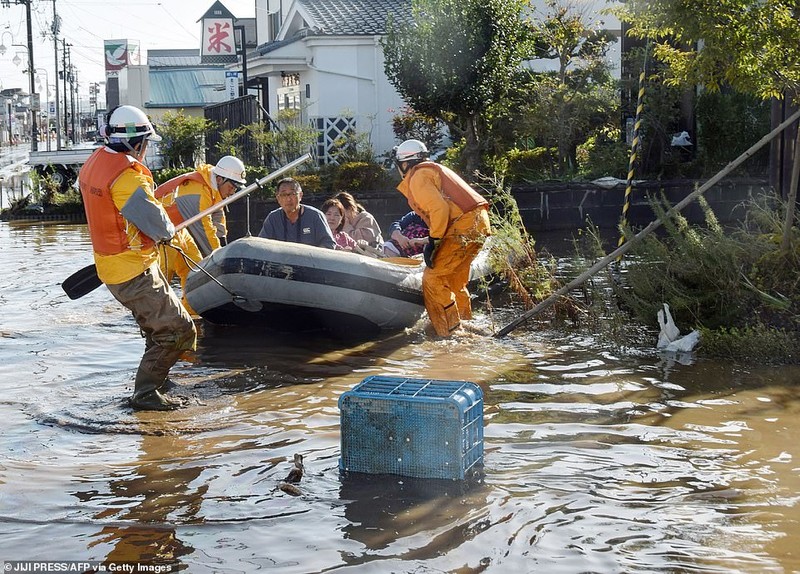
[6,100,12,147]
[71,67,77,141]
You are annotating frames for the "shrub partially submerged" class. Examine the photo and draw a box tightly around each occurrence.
[611,193,800,363]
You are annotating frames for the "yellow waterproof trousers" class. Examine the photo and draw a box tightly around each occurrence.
[159,228,203,316]
[422,207,491,337]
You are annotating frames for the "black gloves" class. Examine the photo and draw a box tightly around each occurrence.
[423,237,439,268]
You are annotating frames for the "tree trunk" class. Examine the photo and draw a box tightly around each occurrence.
[780,118,800,253]
[461,116,482,177]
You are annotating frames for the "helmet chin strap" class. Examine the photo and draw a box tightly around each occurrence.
[112,137,147,161]
[211,174,223,192]
[395,159,421,177]
[134,140,148,163]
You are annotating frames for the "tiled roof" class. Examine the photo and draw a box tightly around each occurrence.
[300,0,413,35]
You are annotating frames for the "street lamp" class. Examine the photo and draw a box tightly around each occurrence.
[9,42,37,152]
[0,30,12,56]
[0,0,37,151]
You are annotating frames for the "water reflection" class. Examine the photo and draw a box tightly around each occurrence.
[339,475,490,563]
[2,221,800,572]
[84,433,199,566]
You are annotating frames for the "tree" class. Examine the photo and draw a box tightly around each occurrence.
[248,109,318,168]
[390,105,444,155]
[156,110,214,168]
[216,124,248,159]
[528,1,618,174]
[382,0,533,175]
[617,0,800,249]
[483,1,618,178]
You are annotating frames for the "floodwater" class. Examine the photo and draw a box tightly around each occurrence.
[1,221,799,573]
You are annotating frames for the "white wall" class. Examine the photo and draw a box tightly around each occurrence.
[117,65,150,109]
[265,36,406,159]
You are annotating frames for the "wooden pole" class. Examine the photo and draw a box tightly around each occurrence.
[494,108,800,338]
[780,118,800,253]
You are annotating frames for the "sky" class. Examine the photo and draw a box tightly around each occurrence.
[0,0,256,103]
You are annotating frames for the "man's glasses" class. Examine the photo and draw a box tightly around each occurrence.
[276,191,300,199]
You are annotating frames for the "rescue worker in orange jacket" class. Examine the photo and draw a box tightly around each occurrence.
[156,156,246,256]
[155,156,246,313]
[78,105,196,411]
[393,139,491,337]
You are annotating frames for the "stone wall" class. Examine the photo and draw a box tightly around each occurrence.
[227,178,773,245]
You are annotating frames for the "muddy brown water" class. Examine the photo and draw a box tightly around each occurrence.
[1,221,799,573]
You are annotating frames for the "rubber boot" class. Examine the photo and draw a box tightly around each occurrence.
[159,378,179,393]
[130,371,181,411]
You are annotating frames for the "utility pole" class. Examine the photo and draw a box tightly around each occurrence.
[52,0,61,150]
[62,40,69,144]
[1,0,38,151]
[69,64,75,143]
[234,25,249,97]
[71,66,78,141]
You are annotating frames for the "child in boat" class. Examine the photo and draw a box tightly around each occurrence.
[382,211,429,257]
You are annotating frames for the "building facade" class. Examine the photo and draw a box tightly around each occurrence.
[247,0,413,163]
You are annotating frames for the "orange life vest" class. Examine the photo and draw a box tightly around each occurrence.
[409,161,488,214]
[79,147,156,256]
[155,171,208,226]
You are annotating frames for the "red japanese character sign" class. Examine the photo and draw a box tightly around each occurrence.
[201,18,237,61]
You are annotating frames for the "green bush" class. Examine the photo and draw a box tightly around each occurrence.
[695,90,770,176]
[294,174,322,194]
[332,162,391,192]
[156,110,214,169]
[576,128,630,179]
[700,324,799,364]
[390,106,445,152]
[46,189,84,214]
[502,147,558,183]
[611,195,800,362]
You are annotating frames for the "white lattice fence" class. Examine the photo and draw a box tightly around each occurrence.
[312,116,357,164]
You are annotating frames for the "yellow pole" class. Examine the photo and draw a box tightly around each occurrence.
[618,66,647,249]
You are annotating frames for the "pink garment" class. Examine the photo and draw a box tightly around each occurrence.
[334,231,358,251]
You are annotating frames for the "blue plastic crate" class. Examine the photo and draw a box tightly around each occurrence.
[338,376,484,480]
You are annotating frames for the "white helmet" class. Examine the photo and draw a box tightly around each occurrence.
[105,105,161,142]
[394,139,429,163]
[212,155,247,185]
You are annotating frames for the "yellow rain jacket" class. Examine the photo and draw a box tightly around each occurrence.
[156,164,226,257]
[78,147,172,285]
[397,161,491,337]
